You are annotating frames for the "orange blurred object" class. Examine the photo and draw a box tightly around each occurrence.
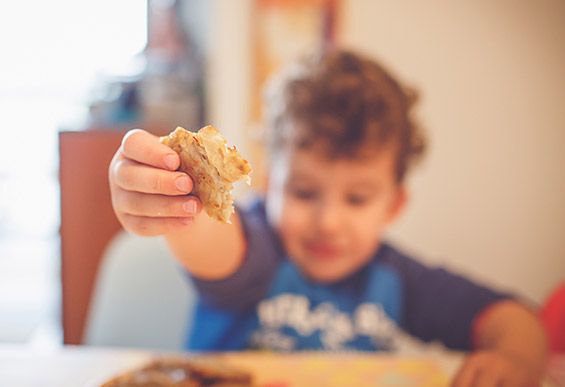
[541,282,565,352]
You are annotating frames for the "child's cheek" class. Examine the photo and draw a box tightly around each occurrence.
[277,198,310,245]
[281,198,307,228]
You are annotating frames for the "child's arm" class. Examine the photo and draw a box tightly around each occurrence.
[452,300,548,387]
[164,209,246,280]
[109,129,245,280]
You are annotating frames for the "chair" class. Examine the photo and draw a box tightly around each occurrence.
[59,130,125,345]
[84,231,195,350]
[59,128,194,348]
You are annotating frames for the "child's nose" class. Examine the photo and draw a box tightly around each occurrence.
[314,201,343,235]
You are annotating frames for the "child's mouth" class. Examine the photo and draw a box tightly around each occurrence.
[304,241,342,260]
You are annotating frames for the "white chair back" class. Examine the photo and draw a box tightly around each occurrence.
[84,231,195,350]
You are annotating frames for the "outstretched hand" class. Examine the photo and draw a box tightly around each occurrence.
[109,129,202,236]
[452,350,541,387]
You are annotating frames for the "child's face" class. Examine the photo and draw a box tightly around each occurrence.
[266,145,406,283]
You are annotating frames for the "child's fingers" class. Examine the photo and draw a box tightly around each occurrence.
[120,129,180,171]
[119,213,194,237]
[114,190,201,218]
[113,158,193,195]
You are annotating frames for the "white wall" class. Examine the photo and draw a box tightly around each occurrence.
[206,0,565,304]
[205,0,253,156]
[340,0,565,303]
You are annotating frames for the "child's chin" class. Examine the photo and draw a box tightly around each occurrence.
[302,266,351,284]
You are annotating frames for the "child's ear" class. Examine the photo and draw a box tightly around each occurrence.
[386,186,408,224]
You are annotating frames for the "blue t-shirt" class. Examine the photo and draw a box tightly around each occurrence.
[188,200,510,352]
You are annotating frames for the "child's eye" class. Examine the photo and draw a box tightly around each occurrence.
[346,194,370,206]
[290,187,318,201]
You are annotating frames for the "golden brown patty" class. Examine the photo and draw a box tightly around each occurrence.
[160,126,252,223]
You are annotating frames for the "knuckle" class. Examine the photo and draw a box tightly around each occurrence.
[122,173,136,191]
[114,160,133,188]
[125,193,144,215]
[131,217,152,236]
[108,153,120,179]
[109,158,121,180]
[125,214,141,230]
[121,129,144,153]
[112,189,127,213]
[120,216,143,236]
[115,212,129,229]
[120,135,134,156]
[151,175,163,193]
[165,200,178,217]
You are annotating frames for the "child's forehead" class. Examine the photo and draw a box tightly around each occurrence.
[274,143,398,182]
[280,141,396,165]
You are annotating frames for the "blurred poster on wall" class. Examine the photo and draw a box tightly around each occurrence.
[250,0,339,189]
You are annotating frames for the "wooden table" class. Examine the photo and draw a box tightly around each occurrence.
[0,345,561,387]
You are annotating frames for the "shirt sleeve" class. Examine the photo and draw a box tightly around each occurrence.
[380,244,514,350]
[190,199,282,312]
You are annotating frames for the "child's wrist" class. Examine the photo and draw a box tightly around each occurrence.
[494,348,545,379]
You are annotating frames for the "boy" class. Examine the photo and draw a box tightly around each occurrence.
[109,49,547,385]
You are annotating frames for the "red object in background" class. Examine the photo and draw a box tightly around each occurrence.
[59,128,167,344]
[541,282,565,352]
[59,130,124,345]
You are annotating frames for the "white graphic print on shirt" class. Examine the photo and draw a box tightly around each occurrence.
[252,293,402,351]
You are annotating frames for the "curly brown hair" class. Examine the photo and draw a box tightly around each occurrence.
[263,48,426,182]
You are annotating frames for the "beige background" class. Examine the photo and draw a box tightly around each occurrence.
[202,0,565,304]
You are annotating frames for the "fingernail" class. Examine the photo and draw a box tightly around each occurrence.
[175,176,190,192]
[183,201,197,214]
[164,154,178,170]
